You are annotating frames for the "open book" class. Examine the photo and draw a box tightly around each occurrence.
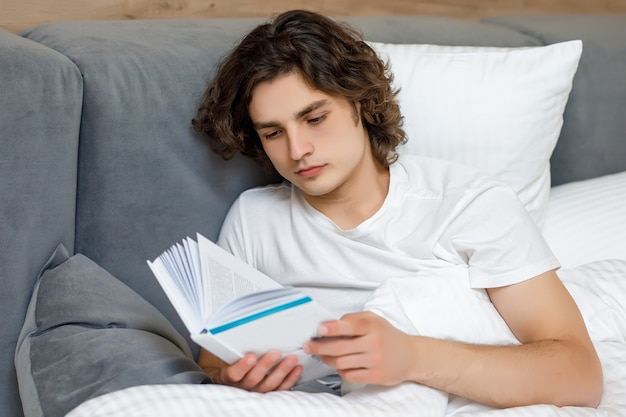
[147,233,337,383]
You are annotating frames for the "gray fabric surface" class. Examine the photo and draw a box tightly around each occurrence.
[483,14,626,185]
[344,15,541,47]
[15,245,210,417]
[0,29,81,417]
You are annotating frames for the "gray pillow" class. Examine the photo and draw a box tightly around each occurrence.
[15,244,211,417]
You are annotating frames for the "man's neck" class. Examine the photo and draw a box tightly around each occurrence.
[304,160,390,231]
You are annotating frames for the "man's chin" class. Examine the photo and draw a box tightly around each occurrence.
[296,183,337,199]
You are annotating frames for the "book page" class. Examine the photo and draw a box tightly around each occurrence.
[148,234,282,334]
[197,233,281,320]
[147,253,202,332]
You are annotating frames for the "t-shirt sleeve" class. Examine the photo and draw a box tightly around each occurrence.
[435,177,560,289]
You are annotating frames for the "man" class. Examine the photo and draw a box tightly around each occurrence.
[192,9,602,408]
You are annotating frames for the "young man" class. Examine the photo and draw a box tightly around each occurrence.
[192,9,602,408]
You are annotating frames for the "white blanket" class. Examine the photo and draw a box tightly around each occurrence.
[67,259,626,417]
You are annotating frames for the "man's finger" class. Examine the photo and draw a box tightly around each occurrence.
[316,311,379,338]
[254,354,300,392]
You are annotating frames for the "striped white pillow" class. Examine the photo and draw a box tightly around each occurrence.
[369,41,583,229]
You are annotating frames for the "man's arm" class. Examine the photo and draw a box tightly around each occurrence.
[304,270,603,408]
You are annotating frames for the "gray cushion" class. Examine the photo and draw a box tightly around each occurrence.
[483,14,626,185]
[15,245,210,417]
[0,28,81,417]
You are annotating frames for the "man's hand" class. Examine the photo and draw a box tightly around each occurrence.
[197,348,302,392]
[303,311,417,386]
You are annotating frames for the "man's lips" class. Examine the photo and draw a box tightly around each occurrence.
[296,165,325,177]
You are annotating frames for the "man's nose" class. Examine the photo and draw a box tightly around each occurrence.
[288,129,314,160]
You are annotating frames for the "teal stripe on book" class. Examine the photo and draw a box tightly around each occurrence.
[209,296,313,335]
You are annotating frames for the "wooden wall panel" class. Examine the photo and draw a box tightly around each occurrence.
[2,0,626,33]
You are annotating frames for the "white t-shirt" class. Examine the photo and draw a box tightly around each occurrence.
[218,155,559,317]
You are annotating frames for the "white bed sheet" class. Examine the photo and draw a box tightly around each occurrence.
[67,259,626,417]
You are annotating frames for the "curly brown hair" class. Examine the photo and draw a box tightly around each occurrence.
[192,9,406,168]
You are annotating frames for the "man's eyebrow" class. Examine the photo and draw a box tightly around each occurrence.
[253,120,280,130]
[253,99,330,130]
[295,99,329,119]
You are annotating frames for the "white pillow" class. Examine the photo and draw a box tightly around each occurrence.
[369,40,583,228]
[542,170,626,269]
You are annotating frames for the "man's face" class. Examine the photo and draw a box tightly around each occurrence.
[249,71,375,202]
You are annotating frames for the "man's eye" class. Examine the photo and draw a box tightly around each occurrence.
[308,114,326,125]
[264,130,281,140]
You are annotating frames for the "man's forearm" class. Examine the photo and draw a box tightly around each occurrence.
[409,335,603,408]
